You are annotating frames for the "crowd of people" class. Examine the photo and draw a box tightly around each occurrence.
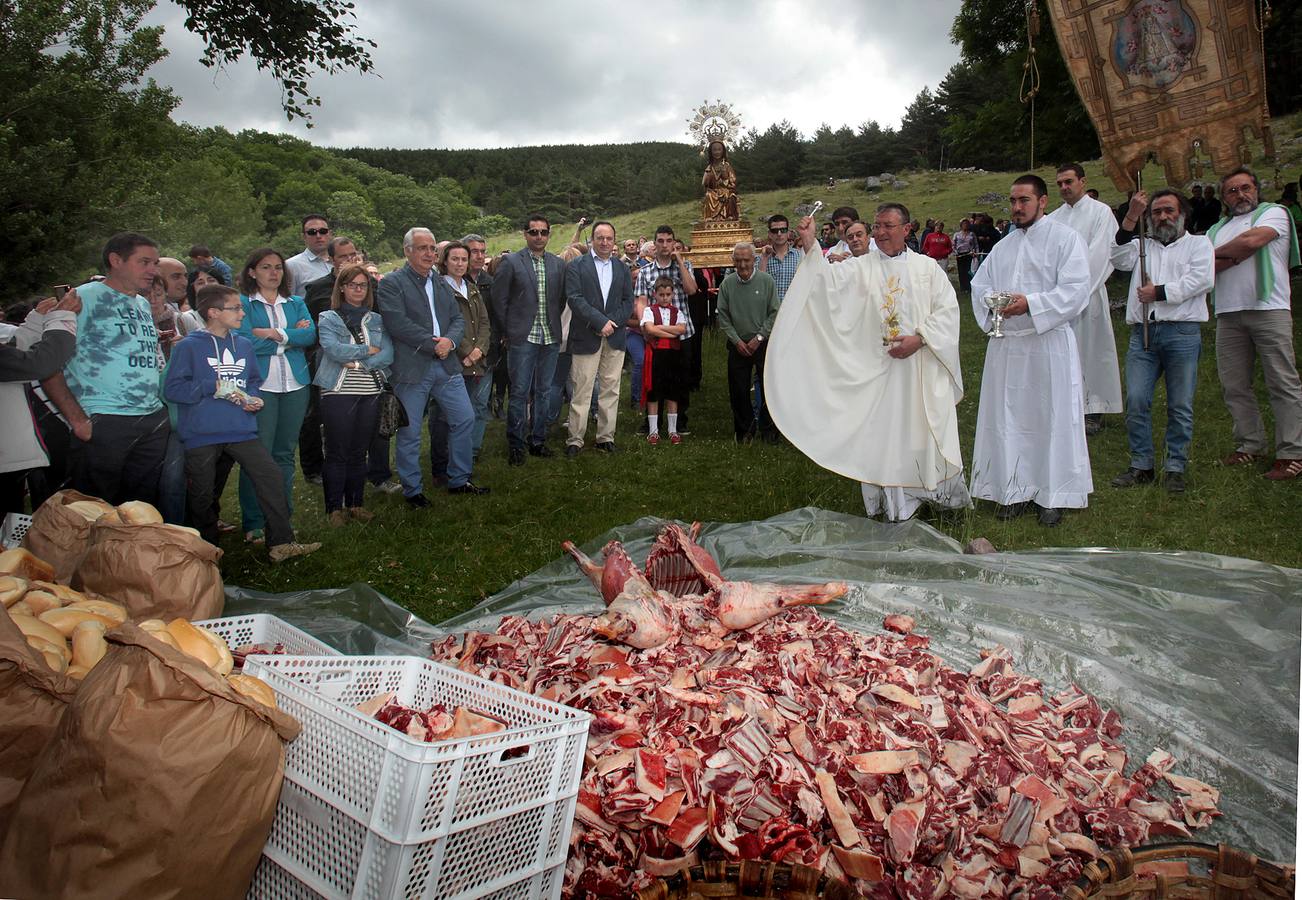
[0,162,1297,555]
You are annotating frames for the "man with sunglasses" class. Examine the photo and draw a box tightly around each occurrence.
[286,214,333,296]
[491,214,567,465]
[758,214,803,305]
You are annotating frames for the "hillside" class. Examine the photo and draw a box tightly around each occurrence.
[480,111,1302,254]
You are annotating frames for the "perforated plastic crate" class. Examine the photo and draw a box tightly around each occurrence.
[247,853,325,900]
[2,513,32,550]
[196,614,339,663]
[242,655,589,900]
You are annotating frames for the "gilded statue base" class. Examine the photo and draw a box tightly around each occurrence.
[687,219,755,268]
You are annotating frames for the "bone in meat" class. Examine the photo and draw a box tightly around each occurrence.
[713,579,848,630]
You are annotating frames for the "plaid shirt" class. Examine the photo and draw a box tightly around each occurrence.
[526,253,554,344]
[634,259,695,339]
[764,246,803,303]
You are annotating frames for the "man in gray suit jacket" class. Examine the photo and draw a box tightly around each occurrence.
[564,222,634,456]
[377,227,487,505]
[489,213,566,466]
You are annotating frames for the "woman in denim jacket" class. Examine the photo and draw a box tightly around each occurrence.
[314,263,393,525]
[235,247,316,543]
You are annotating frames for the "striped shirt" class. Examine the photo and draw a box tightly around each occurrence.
[765,247,803,303]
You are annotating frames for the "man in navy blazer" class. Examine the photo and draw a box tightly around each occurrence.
[564,222,634,455]
[377,227,487,505]
[489,213,567,466]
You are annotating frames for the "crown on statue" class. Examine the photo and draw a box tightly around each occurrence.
[704,121,728,141]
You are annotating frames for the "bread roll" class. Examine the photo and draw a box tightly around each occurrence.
[30,581,86,605]
[11,613,67,649]
[9,600,33,617]
[25,634,69,662]
[194,625,234,677]
[65,598,127,625]
[0,575,28,608]
[66,664,89,680]
[227,674,278,709]
[39,607,117,637]
[116,500,164,525]
[71,620,108,669]
[162,523,202,539]
[165,618,220,671]
[146,628,179,651]
[0,548,54,583]
[21,590,61,616]
[39,648,68,674]
[96,509,123,524]
[137,618,168,632]
[65,499,116,521]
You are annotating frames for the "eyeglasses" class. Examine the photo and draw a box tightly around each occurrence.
[769,226,789,234]
[872,222,904,231]
[343,280,369,290]
[305,228,330,236]
[1223,184,1256,196]
[218,305,244,312]
[525,228,550,236]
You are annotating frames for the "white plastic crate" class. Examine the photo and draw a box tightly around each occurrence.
[196,614,339,663]
[2,513,32,550]
[248,853,325,900]
[243,655,589,900]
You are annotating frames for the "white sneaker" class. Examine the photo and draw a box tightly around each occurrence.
[372,480,402,495]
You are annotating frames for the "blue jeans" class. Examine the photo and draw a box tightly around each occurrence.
[626,329,645,407]
[549,351,572,426]
[507,341,559,450]
[468,372,492,454]
[394,365,474,494]
[428,371,493,475]
[1124,321,1201,472]
[158,432,187,524]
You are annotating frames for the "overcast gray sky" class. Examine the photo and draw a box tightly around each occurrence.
[144,1,964,150]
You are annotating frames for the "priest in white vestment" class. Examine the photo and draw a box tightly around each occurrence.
[1047,164,1123,429]
[767,202,969,522]
[970,175,1093,527]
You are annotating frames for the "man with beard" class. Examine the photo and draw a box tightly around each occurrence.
[1108,190,1214,493]
[1209,166,1302,480]
[1048,163,1123,434]
[970,175,1092,527]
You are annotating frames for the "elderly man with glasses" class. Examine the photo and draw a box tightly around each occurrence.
[1209,166,1302,480]
[768,203,969,522]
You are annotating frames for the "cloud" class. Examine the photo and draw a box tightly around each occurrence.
[144,0,963,149]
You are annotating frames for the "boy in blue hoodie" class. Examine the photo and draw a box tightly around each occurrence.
[164,284,320,563]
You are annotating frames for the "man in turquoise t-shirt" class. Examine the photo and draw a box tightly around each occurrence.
[41,232,172,505]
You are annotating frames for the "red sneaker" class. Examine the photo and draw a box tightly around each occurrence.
[669,432,682,445]
[1264,458,1302,481]
[1221,450,1258,466]
[647,432,660,446]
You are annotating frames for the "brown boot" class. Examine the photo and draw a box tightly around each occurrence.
[348,506,375,522]
[327,509,348,528]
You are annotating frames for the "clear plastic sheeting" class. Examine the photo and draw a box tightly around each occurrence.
[225,506,1300,863]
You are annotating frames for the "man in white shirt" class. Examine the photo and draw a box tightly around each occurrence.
[285,214,333,296]
[825,206,859,260]
[1209,166,1302,480]
[1109,189,1214,493]
[1048,163,1123,433]
[970,175,1092,527]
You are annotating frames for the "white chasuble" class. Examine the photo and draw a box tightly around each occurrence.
[767,247,967,519]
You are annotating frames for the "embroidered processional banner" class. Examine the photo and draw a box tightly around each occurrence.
[1045,0,1271,190]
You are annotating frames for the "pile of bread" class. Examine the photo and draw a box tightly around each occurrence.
[62,496,200,535]
[2,527,275,709]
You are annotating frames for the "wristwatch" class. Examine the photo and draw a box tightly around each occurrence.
[755,334,764,343]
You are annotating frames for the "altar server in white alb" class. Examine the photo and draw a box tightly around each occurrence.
[767,203,969,522]
[1108,189,1214,495]
[1047,163,1123,433]
[970,174,1092,527]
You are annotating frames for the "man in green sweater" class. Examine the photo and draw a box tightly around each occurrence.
[717,242,779,444]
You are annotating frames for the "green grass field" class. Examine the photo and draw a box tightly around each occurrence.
[217,271,1302,624]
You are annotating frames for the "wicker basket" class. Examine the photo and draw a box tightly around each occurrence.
[1062,841,1295,899]
[637,860,853,900]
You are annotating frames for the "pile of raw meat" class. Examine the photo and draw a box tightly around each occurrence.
[429,523,1220,898]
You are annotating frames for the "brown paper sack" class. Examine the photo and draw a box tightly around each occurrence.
[0,604,76,847]
[73,520,225,620]
[21,489,110,584]
[0,623,300,900]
